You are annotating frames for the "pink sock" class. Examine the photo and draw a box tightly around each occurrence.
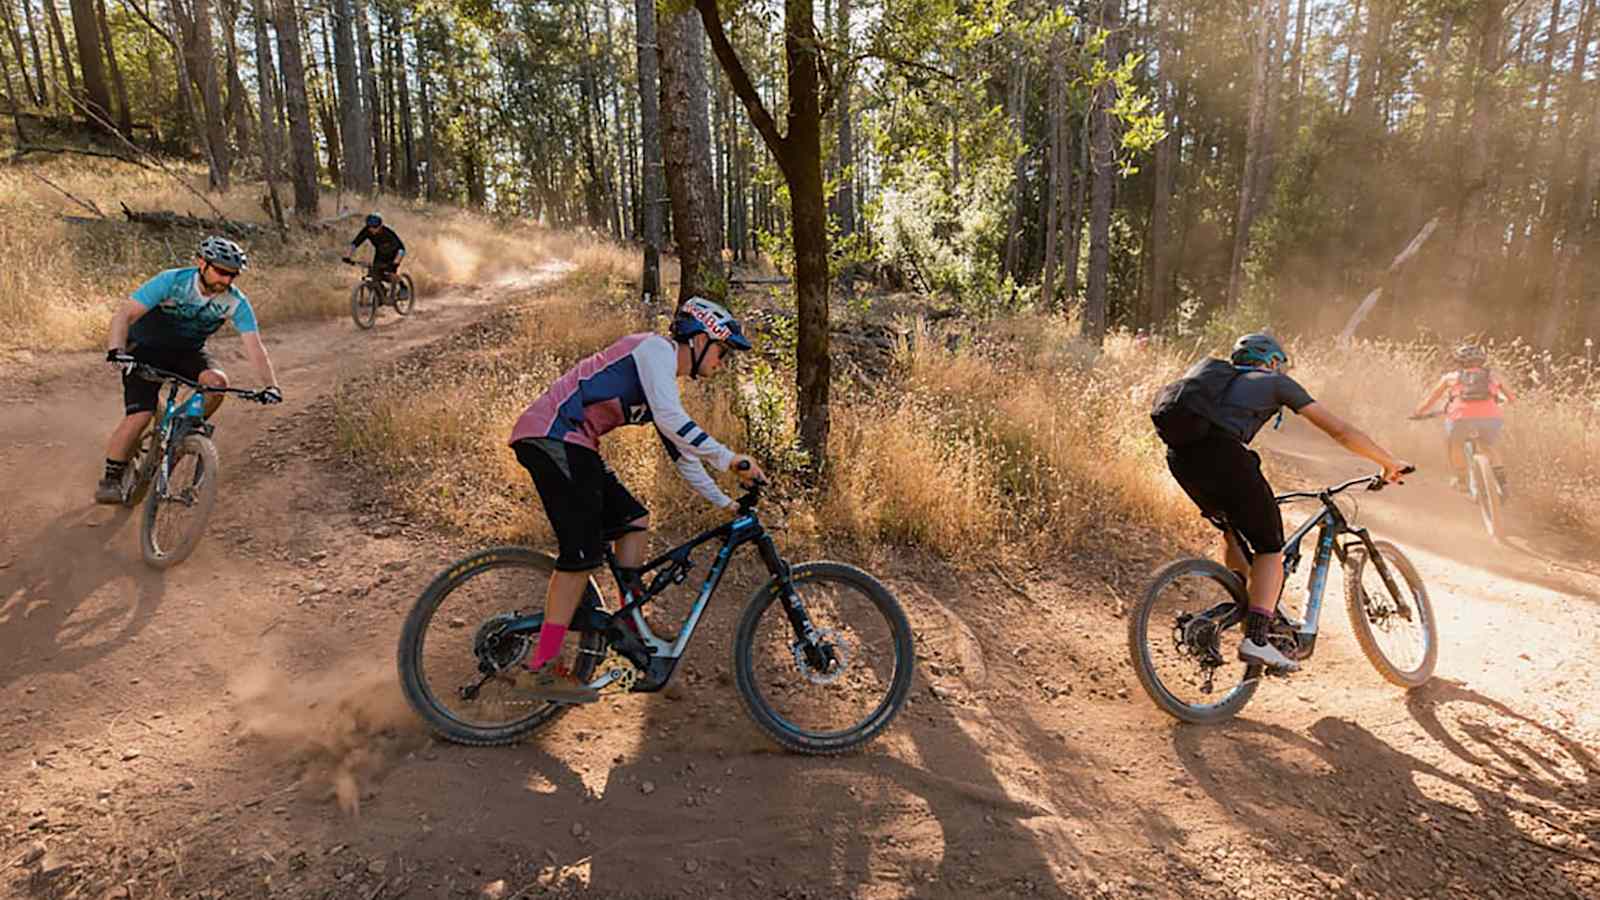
[530,623,568,670]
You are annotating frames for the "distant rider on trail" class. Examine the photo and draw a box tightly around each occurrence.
[1154,333,1409,673]
[343,213,406,285]
[1410,342,1515,497]
[506,298,765,703]
[97,236,284,504]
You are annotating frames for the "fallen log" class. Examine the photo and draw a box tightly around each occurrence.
[119,202,264,237]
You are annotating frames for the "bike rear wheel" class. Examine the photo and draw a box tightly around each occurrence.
[393,274,416,316]
[1471,453,1504,540]
[1344,540,1436,688]
[140,433,220,569]
[398,547,605,746]
[1128,558,1260,724]
[351,282,378,329]
[733,562,913,755]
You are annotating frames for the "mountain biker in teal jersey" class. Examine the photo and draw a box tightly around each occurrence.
[505,298,766,703]
[1162,333,1409,673]
[96,237,284,504]
[343,213,405,283]
[1410,342,1516,497]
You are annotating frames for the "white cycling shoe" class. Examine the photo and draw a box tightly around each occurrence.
[1238,638,1300,673]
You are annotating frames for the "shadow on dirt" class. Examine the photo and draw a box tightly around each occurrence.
[0,504,166,692]
[1173,678,1600,897]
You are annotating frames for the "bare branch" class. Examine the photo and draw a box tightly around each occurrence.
[9,145,150,166]
[117,0,179,51]
[693,0,786,156]
[25,172,107,218]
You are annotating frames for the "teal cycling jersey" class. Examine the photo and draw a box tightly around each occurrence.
[128,267,259,350]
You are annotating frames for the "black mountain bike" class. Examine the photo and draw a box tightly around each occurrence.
[344,258,414,329]
[1129,470,1436,724]
[116,364,272,568]
[397,473,915,755]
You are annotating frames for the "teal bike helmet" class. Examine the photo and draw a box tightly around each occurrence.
[1231,332,1288,368]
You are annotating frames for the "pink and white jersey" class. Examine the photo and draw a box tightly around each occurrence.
[509,334,738,507]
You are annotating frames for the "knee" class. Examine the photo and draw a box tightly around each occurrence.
[199,369,229,389]
[628,516,650,532]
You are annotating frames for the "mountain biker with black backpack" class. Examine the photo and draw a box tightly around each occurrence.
[1151,333,1409,673]
[1410,342,1515,496]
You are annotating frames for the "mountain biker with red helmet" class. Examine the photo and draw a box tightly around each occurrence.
[1160,333,1409,673]
[504,297,766,702]
[343,213,406,283]
[97,236,283,504]
[1411,342,1516,496]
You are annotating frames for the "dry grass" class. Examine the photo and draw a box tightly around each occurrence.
[0,155,561,352]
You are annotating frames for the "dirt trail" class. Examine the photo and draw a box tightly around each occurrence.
[4,294,1600,900]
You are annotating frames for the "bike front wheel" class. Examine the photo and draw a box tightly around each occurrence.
[1344,540,1436,688]
[351,281,378,329]
[733,562,913,755]
[1471,453,1504,541]
[393,274,416,316]
[398,547,606,746]
[140,433,220,568]
[122,423,160,508]
[1128,558,1260,724]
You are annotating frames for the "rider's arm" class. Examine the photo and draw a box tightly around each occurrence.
[1496,379,1517,404]
[635,339,739,503]
[230,295,277,388]
[1300,402,1406,479]
[241,332,280,390]
[392,229,406,261]
[1411,376,1449,417]
[107,298,151,351]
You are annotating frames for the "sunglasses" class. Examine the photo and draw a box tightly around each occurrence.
[206,264,239,280]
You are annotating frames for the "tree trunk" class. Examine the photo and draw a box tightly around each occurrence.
[1148,0,1177,329]
[1065,109,1088,302]
[659,6,724,304]
[1337,0,1360,116]
[1253,0,1291,215]
[219,0,253,161]
[1001,57,1028,282]
[698,0,830,469]
[417,19,436,201]
[272,0,318,218]
[174,0,231,190]
[835,0,855,238]
[1085,0,1122,341]
[1,1,37,107]
[394,11,417,194]
[92,0,130,131]
[1455,0,1507,283]
[1352,0,1385,124]
[45,0,77,103]
[1227,0,1274,308]
[1284,0,1307,143]
[253,0,285,229]
[1040,26,1066,312]
[636,0,663,300]
[1421,12,1455,152]
[165,0,195,144]
[332,0,369,191]
[13,0,45,105]
[603,0,630,239]
[354,0,382,192]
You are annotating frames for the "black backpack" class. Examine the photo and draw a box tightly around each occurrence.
[1457,366,1492,401]
[1151,358,1245,447]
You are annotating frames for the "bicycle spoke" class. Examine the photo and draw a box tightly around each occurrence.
[1140,570,1254,713]
[743,574,902,739]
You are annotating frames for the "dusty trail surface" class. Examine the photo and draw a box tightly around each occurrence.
[4,290,1599,900]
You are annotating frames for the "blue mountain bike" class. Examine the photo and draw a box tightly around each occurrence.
[117,364,272,568]
[1129,470,1436,723]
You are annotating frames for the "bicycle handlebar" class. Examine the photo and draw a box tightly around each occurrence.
[133,364,274,402]
[1275,465,1416,503]
[733,459,769,512]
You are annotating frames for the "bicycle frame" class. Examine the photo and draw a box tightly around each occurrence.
[1226,476,1405,662]
[496,491,818,694]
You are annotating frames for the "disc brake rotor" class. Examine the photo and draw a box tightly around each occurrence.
[791,628,853,685]
[472,613,532,673]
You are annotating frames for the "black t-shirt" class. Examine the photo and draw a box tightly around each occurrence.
[1216,369,1315,443]
[351,225,405,262]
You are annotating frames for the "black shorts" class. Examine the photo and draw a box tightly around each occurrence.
[1166,433,1285,554]
[514,438,649,572]
[122,344,220,415]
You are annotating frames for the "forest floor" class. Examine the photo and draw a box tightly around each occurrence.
[3,265,1600,900]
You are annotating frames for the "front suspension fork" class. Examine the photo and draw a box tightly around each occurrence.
[756,535,834,671]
